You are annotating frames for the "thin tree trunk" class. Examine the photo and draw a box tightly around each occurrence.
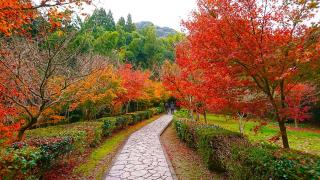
[278,120,289,148]
[17,117,38,140]
[196,111,200,121]
[294,118,298,128]
[204,110,207,124]
[237,112,245,136]
[189,109,194,121]
[137,102,139,111]
[279,80,290,148]
[126,102,130,114]
[267,82,290,149]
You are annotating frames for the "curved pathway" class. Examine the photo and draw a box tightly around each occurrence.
[105,115,174,180]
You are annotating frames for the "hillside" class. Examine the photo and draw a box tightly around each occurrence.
[135,21,177,38]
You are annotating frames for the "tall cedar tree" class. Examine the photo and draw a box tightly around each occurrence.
[125,14,136,32]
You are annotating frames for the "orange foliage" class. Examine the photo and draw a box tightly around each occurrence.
[115,64,150,106]
[70,65,123,110]
[0,0,91,35]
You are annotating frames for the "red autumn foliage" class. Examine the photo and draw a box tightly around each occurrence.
[0,68,23,145]
[0,0,91,35]
[164,0,320,148]
[282,84,317,127]
[115,64,150,112]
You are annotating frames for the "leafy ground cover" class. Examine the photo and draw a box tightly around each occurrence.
[161,123,223,180]
[206,114,320,155]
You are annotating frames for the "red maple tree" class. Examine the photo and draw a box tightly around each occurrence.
[115,64,150,113]
[0,0,91,35]
[282,84,316,128]
[166,0,320,148]
[0,67,23,145]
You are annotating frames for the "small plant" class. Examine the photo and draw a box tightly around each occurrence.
[102,118,116,137]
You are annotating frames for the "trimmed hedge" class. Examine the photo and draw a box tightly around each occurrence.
[174,117,320,180]
[100,107,164,137]
[0,107,164,179]
[0,137,73,179]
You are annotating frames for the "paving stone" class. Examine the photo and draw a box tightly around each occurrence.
[105,176,121,180]
[105,115,173,180]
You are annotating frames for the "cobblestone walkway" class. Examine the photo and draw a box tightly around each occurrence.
[105,115,174,180]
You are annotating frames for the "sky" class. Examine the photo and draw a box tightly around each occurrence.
[89,0,197,31]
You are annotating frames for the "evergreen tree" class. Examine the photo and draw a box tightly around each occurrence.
[125,14,136,32]
[84,8,115,33]
[117,17,126,29]
[106,10,116,31]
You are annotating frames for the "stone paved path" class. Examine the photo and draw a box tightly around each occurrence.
[105,115,174,180]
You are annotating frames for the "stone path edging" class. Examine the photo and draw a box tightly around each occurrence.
[105,115,174,180]
[159,120,178,180]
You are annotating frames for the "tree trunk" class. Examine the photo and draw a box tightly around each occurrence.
[294,118,298,128]
[137,102,139,111]
[17,117,38,141]
[196,111,200,121]
[126,102,130,114]
[237,112,245,136]
[279,80,290,148]
[278,120,290,148]
[189,109,194,121]
[204,110,207,124]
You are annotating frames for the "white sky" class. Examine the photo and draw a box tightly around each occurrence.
[90,0,197,31]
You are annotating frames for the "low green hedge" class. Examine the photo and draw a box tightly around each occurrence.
[0,137,73,179]
[100,107,164,137]
[174,117,320,180]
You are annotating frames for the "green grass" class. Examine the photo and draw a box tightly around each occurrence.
[25,121,103,138]
[205,114,320,155]
[74,115,161,179]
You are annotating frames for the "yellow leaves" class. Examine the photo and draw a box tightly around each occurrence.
[140,80,169,102]
[307,1,319,9]
[70,65,123,108]
[65,64,168,112]
[47,76,67,98]
[56,30,64,37]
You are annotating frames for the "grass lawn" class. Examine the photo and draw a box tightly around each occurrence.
[73,115,162,179]
[206,114,320,155]
[26,121,103,138]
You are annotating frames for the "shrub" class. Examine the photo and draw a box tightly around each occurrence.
[149,108,158,115]
[101,117,116,137]
[0,137,73,179]
[175,109,190,118]
[173,118,196,148]
[1,107,162,179]
[128,113,142,124]
[115,115,132,129]
[231,143,320,180]
[100,107,162,137]
[173,116,320,180]
[156,106,164,114]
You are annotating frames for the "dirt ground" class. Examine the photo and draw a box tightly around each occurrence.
[160,123,224,180]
